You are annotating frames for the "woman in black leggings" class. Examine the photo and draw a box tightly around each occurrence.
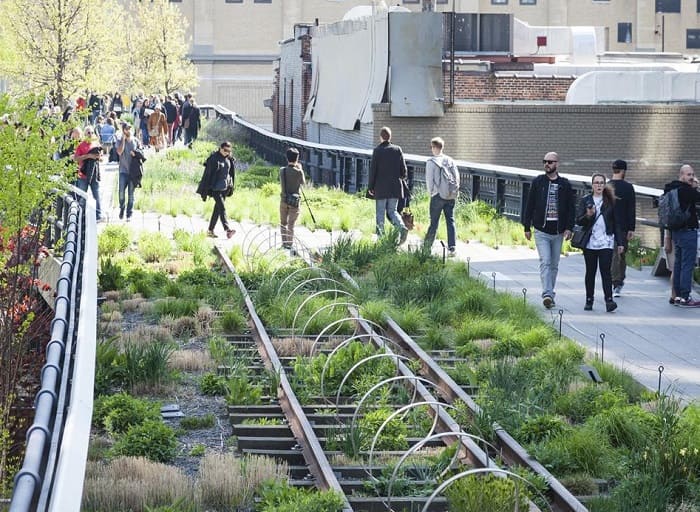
[575,173,625,312]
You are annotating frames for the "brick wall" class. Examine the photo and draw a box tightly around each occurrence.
[373,103,700,189]
[445,72,574,102]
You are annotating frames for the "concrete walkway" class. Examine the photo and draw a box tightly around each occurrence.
[98,161,699,403]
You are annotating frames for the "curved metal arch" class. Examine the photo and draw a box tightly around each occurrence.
[284,277,348,311]
[350,375,439,458]
[273,265,330,292]
[317,333,398,400]
[241,226,276,263]
[288,286,353,324]
[386,429,500,508]
[421,467,554,512]
[333,353,410,407]
[310,317,388,356]
[298,301,360,339]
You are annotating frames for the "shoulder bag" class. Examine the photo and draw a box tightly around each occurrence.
[571,212,600,250]
[282,167,300,208]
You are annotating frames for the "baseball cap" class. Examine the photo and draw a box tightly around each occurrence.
[612,159,627,171]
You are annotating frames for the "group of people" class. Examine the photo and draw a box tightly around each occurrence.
[523,153,700,311]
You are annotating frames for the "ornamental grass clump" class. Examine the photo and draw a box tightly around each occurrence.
[197,453,288,511]
[82,457,193,512]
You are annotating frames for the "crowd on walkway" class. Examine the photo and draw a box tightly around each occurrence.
[48,90,203,224]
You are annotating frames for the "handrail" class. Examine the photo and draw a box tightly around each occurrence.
[201,104,664,226]
[10,187,97,512]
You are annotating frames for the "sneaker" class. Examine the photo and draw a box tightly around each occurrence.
[674,296,683,305]
[542,296,554,309]
[206,230,217,238]
[584,298,593,311]
[125,215,131,222]
[612,285,622,298]
[399,227,408,245]
[669,297,676,305]
[678,296,700,307]
[226,229,236,239]
[119,208,124,220]
[448,248,456,257]
[605,300,618,312]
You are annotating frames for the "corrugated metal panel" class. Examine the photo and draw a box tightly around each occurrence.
[389,12,444,117]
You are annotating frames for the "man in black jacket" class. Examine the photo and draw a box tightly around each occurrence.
[609,159,636,297]
[664,164,700,306]
[521,152,575,308]
[197,141,236,239]
[368,126,408,243]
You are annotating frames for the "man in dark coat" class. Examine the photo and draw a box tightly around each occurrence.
[609,159,636,297]
[197,141,236,239]
[368,126,408,243]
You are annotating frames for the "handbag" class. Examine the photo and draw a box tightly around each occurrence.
[570,225,592,249]
[401,208,414,230]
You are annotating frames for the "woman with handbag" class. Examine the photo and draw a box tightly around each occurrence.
[279,147,306,251]
[575,173,625,312]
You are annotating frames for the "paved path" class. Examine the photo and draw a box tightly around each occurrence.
[98,161,699,403]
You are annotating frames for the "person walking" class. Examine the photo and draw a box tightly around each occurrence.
[609,159,636,297]
[522,151,575,309]
[73,126,103,221]
[423,136,459,256]
[116,123,140,221]
[368,126,408,243]
[663,164,700,306]
[197,141,236,239]
[279,147,306,250]
[576,174,625,312]
[147,105,168,151]
[184,99,201,148]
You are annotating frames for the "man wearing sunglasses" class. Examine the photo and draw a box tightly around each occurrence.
[522,152,575,309]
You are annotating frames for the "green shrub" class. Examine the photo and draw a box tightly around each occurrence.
[199,372,227,396]
[517,414,571,444]
[126,268,169,298]
[188,444,206,457]
[180,413,216,430]
[533,426,616,477]
[444,473,530,512]
[257,480,345,512]
[554,384,628,424]
[138,232,172,262]
[111,420,178,463]
[220,309,247,333]
[207,335,237,366]
[153,297,200,318]
[224,374,263,406]
[93,392,161,435]
[99,257,126,291]
[589,360,646,402]
[94,337,126,395]
[98,225,132,256]
[123,340,176,391]
[586,406,655,450]
[358,408,408,451]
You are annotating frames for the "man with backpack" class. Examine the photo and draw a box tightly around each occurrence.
[662,164,700,306]
[609,159,636,297]
[522,151,575,309]
[423,137,459,256]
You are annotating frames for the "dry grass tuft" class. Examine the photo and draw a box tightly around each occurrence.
[102,310,123,323]
[172,316,199,339]
[196,306,216,336]
[100,300,121,314]
[197,453,288,510]
[99,321,121,337]
[82,457,194,512]
[272,337,315,357]
[103,290,121,302]
[169,349,215,372]
[137,301,155,316]
[121,297,145,312]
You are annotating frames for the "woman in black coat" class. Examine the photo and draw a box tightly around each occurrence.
[575,173,625,312]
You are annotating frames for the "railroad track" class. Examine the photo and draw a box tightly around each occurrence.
[215,242,588,512]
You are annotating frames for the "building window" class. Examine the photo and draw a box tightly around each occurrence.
[697,0,700,12]
[688,29,700,48]
[437,0,449,4]
[617,22,632,43]
[655,0,680,12]
[491,0,508,5]
[225,0,242,3]
[402,0,420,3]
[253,0,272,3]
[520,0,536,4]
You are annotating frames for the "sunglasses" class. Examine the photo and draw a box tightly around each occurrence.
[543,159,557,164]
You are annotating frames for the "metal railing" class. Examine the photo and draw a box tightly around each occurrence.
[10,187,97,512]
[202,104,664,226]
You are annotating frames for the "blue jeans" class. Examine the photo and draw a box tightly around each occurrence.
[118,172,135,218]
[424,195,456,249]
[672,229,698,299]
[534,229,564,299]
[76,177,102,220]
[375,197,405,236]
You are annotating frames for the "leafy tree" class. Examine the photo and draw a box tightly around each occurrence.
[0,0,122,106]
[0,94,71,495]
[119,0,198,95]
